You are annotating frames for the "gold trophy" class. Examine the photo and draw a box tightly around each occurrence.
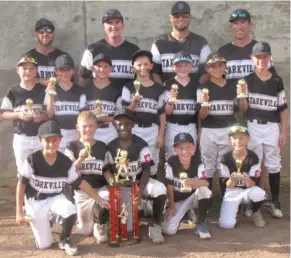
[179,172,192,193]
[25,98,34,118]
[235,158,245,187]
[95,99,106,118]
[201,88,211,107]
[47,77,57,96]
[169,84,179,103]
[119,202,129,225]
[133,80,143,99]
[237,79,248,98]
[83,141,96,161]
[114,149,130,183]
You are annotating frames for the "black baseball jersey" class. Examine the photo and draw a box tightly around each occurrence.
[25,48,68,79]
[49,84,86,130]
[164,77,197,125]
[1,83,46,136]
[196,80,237,128]
[65,140,108,189]
[245,73,288,122]
[218,40,276,80]
[151,32,211,82]
[121,82,165,125]
[107,134,153,181]
[165,154,206,202]
[78,39,139,94]
[220,150,261,189]
[84,82,120,116]
[19,150,81,199]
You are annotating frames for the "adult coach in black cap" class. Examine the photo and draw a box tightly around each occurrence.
[151,1,211,85]
[78,9,139,95]
[26,18,68,85]
[218,8,276,80]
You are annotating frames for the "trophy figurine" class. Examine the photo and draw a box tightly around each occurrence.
[235,158,245,187]
[25,98,34,118]
[119,203,129,225]
[201,88,211,107]
[47,77,57,96]
[169,84,179,103]
[237,79,248,98]
[95,99,106,118]
[114,149,130,183]
[179,172,192,193]
[133,80,143,99]
[83,141,96,161]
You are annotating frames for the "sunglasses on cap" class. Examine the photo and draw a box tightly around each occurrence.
[231,13,248,19]
[36,28,54,34]
[228,125,249,136]
[173,13,190,19]
[206,57,226,65]
[18,57,38,65]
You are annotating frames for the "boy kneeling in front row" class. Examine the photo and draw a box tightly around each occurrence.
[16,120,110,256]
[163,132,212,239]
[219,125,266,229]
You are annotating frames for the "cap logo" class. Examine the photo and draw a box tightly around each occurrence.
[259,43,264,52]
[48,122,55,133]
[180,133,186,140]
[179,3,184,9]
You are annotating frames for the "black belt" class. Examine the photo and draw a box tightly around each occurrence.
[98,123,109,128]
[171,122,195,126]
[137,122,154,128]
[249,119,272,125]
[31,193,59,201]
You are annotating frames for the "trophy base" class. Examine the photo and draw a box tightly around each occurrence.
[180,188,192,193]
[109,235,141,247]
[237,94,247,99]
[201,103,211,107]
[47,91,57,96]
[85,157,96,161]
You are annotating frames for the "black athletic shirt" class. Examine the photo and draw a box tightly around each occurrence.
[151,32,211,82]
[165,154,207,202]
[164,77,197,125]
[78,39,139,94]
[245,73,288,123]
[220,150,261,189]
[19,150,81,199]
[107,134,153,181]
[196,80,237,128]
[121,81,165,125]
[50,84,86,130]
[1,83,46,136]
[65,140,108,189]
[25,48,68,79]
[218,40,276,80]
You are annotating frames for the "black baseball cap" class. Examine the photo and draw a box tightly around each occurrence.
[93,53,112,66]
[171,1,191,15]
[132,50,153,64]
[102,9,123,24]
[17,56,38,67]
[173,132,194,146]
[35,18,55,32]
[228,124,249,137]
[173,51,192,65]
[229,9,251,22]
[38,120,62,138]
[55,54,75,69]
[113,107,136,122]
[205,52,226,66]
[252,41,272,56]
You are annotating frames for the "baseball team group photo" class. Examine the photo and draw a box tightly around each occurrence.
[0,1,289,258]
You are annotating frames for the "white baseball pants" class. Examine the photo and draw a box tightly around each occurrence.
[247,121,281,173]
[219,186,265,229]
[94,124,117,144]
[24,194,77,249]
[162,186,212,235]
[200,127,232,177]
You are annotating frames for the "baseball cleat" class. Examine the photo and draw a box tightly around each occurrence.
[243,207,253,218]
[195,223,211,239]
[268,203,283,218]
[93,223,108,243]
[58,238,79,256]
[251,211,266,228]
[149,223,164,244]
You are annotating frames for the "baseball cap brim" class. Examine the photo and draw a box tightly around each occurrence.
[93,57,112,66]
[132,50,153,64]
[113,113,136,122]
[38,132,63,138]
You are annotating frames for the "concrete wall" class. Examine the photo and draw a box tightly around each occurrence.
[0,1,289,181]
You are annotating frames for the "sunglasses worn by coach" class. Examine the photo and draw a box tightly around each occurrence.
[228,125,249,136]
[173,13,191,19]
[37,28,54,34]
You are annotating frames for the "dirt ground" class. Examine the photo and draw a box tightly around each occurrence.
[0,178,289,258]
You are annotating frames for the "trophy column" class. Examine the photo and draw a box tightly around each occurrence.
[109,187,117,244]
[132,183,139,239]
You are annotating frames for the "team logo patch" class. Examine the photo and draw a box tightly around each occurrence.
[201,171,208,179]
[255,170,260,178]
[144,154,151,163]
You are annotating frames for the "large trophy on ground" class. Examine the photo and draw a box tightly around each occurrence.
[108,148,140,247]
